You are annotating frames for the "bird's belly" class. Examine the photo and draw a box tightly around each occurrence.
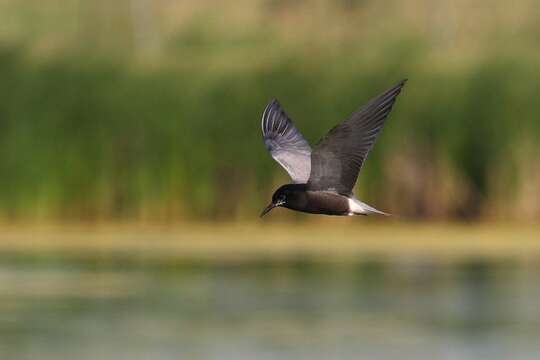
[289,191,350,216]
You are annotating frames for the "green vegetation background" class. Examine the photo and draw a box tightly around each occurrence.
[1,0,539,222]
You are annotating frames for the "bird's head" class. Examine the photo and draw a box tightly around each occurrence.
[260,184,304,217]
[260,188,287,217]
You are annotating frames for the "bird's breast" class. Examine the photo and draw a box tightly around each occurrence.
[287,191,350,215]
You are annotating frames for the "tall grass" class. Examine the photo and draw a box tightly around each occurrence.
[0,1,540,221]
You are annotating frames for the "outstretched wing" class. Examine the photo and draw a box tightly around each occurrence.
[262,99,312,183]
[308,79,407,195]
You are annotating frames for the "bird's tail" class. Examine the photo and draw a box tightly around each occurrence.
[349,198,391,216]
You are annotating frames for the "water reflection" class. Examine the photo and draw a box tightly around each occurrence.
[1,255,540,359]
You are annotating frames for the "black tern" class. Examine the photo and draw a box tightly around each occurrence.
[260,79,406,217]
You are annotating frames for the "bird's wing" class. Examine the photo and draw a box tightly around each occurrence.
[262,99,312,183]
[307,79,406,195]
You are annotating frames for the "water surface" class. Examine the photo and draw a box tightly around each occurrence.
[1,251,540,359]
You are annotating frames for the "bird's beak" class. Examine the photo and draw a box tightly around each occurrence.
[260,202,276,217]
[260,200,285,217]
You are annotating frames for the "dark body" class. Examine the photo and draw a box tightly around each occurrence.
[272,184,350,216]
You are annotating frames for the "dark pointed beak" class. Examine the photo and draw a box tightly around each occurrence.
[260,203,276,217]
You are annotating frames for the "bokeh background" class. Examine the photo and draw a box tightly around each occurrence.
[1,1,540,359]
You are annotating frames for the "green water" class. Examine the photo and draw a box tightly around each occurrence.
[1,254,539,359]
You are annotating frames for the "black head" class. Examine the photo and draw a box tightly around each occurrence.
[260,184,306,217]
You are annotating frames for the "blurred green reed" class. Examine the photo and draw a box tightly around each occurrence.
[0,1,539,222]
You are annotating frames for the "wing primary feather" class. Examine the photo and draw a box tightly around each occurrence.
[307,79,407,194]
[261,98,312,183]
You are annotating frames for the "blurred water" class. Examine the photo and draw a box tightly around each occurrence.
[1,253,540,360]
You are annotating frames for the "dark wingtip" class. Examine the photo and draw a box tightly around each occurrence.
[263,98,281,114]
[390,78,407,88]
[395,78,408,89]
[385,78,407,98]
[262,98,279,122]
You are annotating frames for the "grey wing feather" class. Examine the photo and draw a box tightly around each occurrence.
[308,79,407,195]
[262,99,312,183]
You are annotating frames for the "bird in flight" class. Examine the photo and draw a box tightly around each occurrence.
[260,79,406,217]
